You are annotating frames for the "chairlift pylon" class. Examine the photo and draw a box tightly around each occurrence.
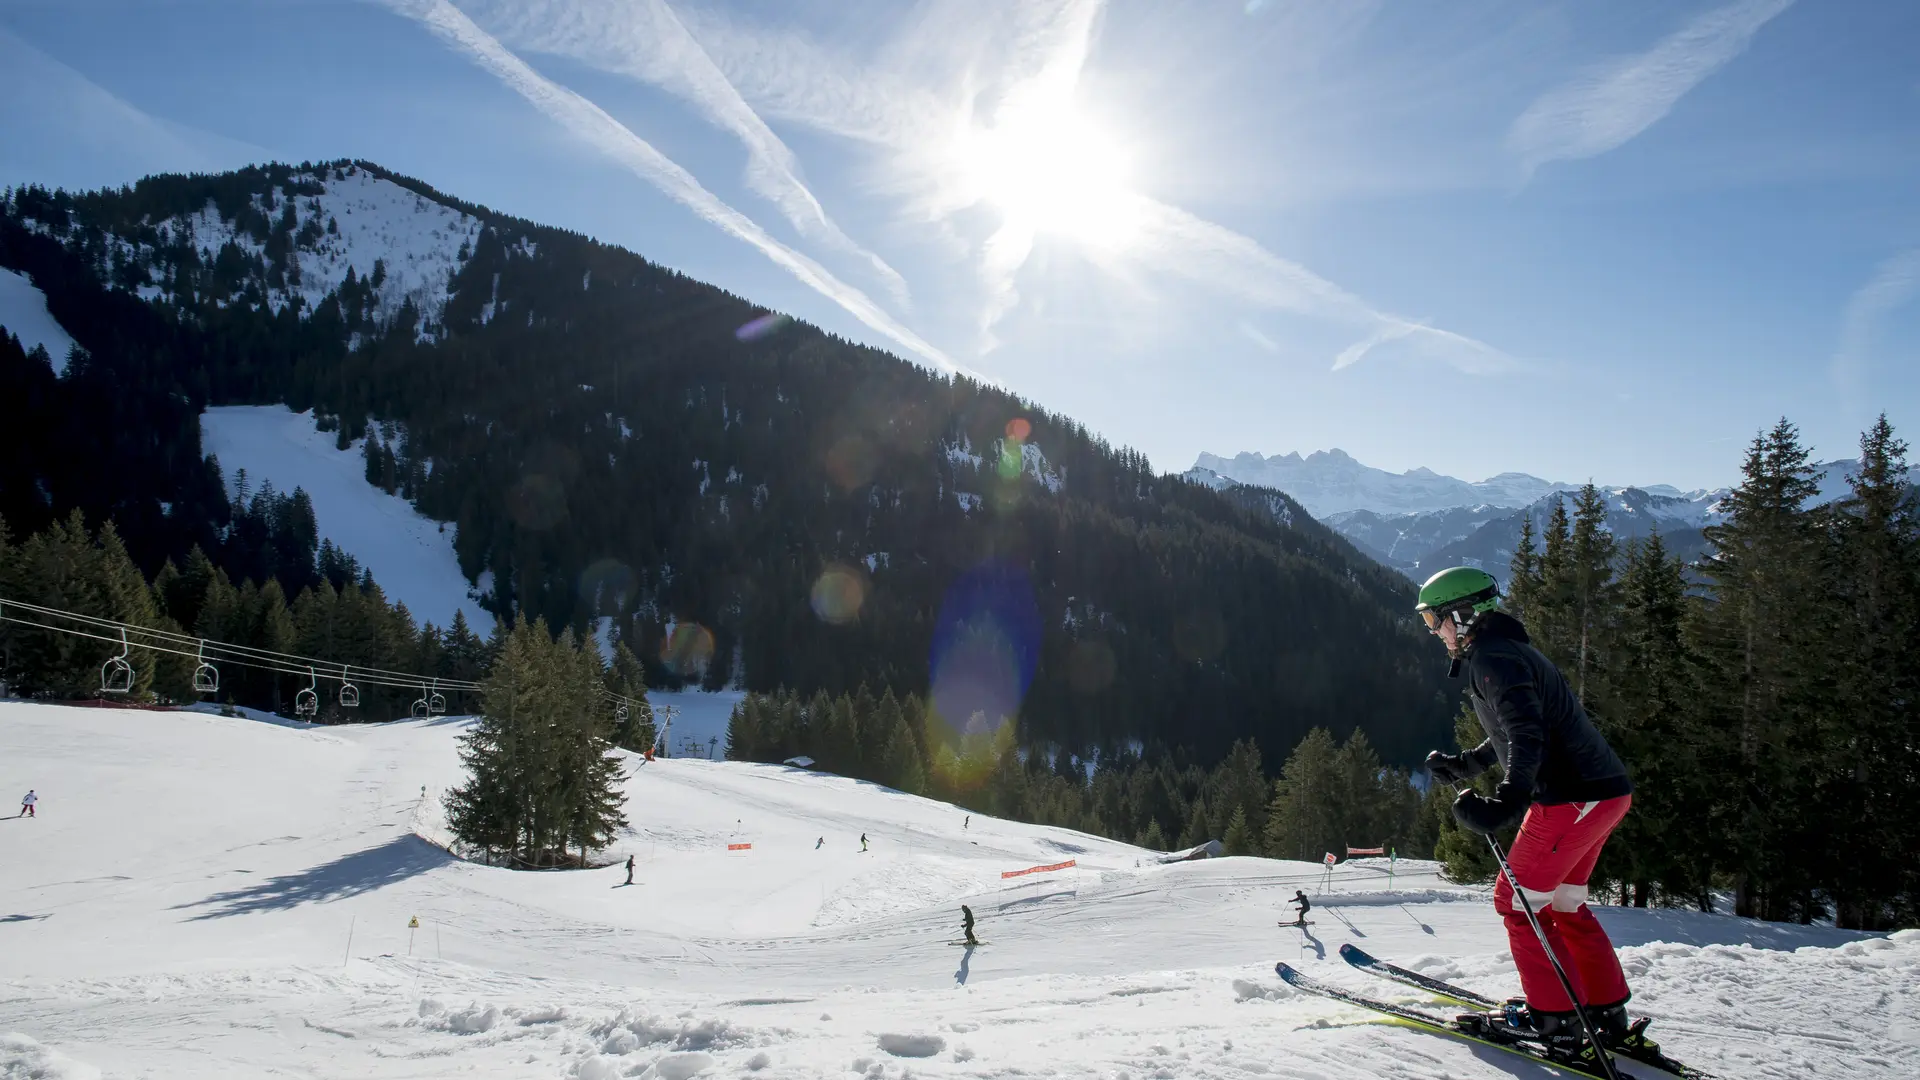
[338,664,359,709]
[295,666,319,718]
[99,629,134,695]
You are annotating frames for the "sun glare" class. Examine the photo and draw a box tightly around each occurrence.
[959,100,1141,251]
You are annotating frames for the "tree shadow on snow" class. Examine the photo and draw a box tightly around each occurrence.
[997,889,1075,913]
[173,835,451,920]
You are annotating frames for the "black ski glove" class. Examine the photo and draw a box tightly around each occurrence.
[1451,782,1531,835]
[1426,750,1475,785]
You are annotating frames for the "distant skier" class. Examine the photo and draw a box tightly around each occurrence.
[963,815,969,830]
[960,904,978,946]
[624,855,634,886]
[815,836,824,850]
[1288,889,1311,926]
[1417,566,1652,1065]
[19,790,35,818]
[859,833,868,852]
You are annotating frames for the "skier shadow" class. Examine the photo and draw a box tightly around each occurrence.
[172,835,452,921]
[1296,925,1326,960]
[1,913,52,923]
[955,944,977,986]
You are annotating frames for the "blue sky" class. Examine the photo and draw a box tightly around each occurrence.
[2,0,1915,491]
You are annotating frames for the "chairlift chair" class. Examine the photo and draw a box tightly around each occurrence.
[427,680,446,716]
[99,629,134,695]
[615,702,630,724]
[412,687,431,719]
[192,640,218,695]
[295,666,319,718]
[338,665,359,709]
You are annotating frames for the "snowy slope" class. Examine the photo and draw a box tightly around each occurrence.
[3,702,1914,1079]
[88,164,482,342]
[200,404,492,632]
[0,267,78,374]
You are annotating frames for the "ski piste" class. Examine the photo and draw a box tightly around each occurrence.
[1334,945,1722,1080]
[1276,961,1625,1078]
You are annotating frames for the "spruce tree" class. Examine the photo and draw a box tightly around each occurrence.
[1262,728,1339,861]
[1694,419,1822,919]
[1222,805,1254,856]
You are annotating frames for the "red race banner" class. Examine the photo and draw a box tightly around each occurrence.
[727,843,752,851]
[1346,846,1386,856]
[1001,859,1076,879]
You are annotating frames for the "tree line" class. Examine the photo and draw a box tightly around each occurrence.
[0,505,489,720]
[726,689,1430,861]
[1422,416,1917,930]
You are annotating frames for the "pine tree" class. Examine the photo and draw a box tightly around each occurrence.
[1222,805,1254,856]
[1262,728,1339,861]
[1823,415,1918,927]
[1139,819,1166,851]
[1565,482,1619,705]
[1694,419,1823,920]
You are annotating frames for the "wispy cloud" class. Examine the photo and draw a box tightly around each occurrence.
[1508,0,1793,177]
[383,0,956,373]
[458,0,910,305]
[1832,248,1920,411]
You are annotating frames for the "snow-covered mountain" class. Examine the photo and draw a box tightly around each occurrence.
[1198,450,1910,583]
[1190,449,1575,517]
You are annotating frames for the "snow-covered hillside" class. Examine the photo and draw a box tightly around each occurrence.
[0,267,78,374]
[74,164,482,343]
[200,404,492,632]
[4,702,1913,1079]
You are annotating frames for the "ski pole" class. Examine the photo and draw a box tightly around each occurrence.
[1463,791,1620,1080]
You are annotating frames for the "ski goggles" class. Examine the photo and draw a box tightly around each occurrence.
[1419,608,1446,632]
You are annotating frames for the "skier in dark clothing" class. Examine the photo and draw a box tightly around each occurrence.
[624,855,635,886]
[859,833,868,852]
[1417,566,1654,1065]
[1289,889,1311,926]
[960,904,978,946]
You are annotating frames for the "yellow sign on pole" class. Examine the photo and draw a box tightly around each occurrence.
[408,916,419,929]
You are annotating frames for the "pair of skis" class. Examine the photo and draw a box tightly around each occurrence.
[1275,944,1717,1080]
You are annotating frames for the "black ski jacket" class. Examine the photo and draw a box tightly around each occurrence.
[1458,612,1632,805]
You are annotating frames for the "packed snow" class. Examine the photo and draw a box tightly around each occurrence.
[199,404,493,632]
[0,267,78,375]
[3,701,1914,1079]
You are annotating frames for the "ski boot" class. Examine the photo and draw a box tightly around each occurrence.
[1454,1001,1607,1074]
[1590,1000,1662,1058]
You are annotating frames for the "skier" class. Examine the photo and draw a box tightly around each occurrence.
[815,836,824,850]
[1416,566,1653,1065]
[624,854,635,886]
[19,790,36,818]
[963,815,969,830]
[1288,889,1311,926]
[859,833,868,853]
[960,904,978,946]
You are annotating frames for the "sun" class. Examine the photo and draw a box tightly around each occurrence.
[957,98,1141,251]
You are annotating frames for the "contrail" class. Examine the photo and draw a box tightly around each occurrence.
[384,0,956,373]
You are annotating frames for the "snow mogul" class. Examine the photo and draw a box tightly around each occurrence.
[1416,566,1658,1067]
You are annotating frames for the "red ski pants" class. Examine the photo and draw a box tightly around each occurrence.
[1493,794,1631,1012]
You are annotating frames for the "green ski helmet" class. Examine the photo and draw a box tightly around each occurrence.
[1415,566,1499,633]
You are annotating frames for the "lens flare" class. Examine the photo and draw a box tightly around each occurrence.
[659,622,715,676]
[825,434,877,490]
[1005,417,1031,441]
[735,312,790,341]
[810,564,868,625]
[928,561,1041,736]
